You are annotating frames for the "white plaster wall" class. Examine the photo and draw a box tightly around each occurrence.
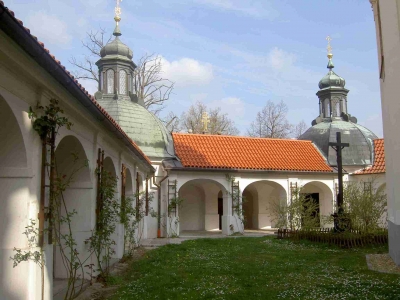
[371,0,400,226]
[179,184,205,231]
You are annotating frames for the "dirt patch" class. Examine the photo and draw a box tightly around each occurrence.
[75,248,149,300]
[366,254,400,275]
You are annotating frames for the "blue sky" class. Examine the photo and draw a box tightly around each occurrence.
[6,0,382,136]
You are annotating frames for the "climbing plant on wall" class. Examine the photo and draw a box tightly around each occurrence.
[226,174,246,234]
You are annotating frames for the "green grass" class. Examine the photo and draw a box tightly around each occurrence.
[112,237,400,299]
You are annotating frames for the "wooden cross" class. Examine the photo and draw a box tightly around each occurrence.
[329,132,349,214]
[201,112,210,133]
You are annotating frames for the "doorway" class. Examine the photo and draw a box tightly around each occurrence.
[218,195,223,230]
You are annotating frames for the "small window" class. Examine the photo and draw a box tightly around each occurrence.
[99,72,103,91]
[107,69,114,94]
[119,70,127,95]
[325,99,330,118]
[336,102,340,117]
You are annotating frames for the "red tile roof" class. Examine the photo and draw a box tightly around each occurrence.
[354,139,385,174]
[172,133,333,172]
[0,1,153,169]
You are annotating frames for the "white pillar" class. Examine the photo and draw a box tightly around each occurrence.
[221,192,232,235]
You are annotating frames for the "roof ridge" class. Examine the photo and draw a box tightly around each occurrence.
[172,132,311,142]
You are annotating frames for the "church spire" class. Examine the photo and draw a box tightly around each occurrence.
[113,0,122,37]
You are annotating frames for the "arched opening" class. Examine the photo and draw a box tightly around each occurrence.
[0,95,29,300]
[301,181,333,227]
[103,157,116,178]
[325,99,330,118]
[179,179,227,233]
[53,135,92,283]
[126,168,134,198]
[0,97,27,168]
[106,69,115,94]
[242,181,287,230]
[119,70,127,95]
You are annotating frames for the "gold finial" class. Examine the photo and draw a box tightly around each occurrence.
[326,35,333,59]
[201,112,210,133]
[114,0,122,23]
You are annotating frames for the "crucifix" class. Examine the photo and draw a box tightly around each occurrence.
[201,112,210,134]
[329,131,349,215]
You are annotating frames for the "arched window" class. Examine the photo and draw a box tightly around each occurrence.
[119,70,127,95]
[99,72,103,91]
[325,99,330,117]
[107,69,114,94]
[335,101,340,117]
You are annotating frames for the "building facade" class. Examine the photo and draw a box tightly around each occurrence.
[369,0,400,266]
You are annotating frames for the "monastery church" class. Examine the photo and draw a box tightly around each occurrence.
[0,1,386,299]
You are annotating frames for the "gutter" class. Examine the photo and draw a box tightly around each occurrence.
[0,4,154,173]
[153,172,169,238]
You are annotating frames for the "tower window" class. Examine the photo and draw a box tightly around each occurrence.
[324,99,330,117]
[99,72,103,91]
[336,101,340,117]
[107,69,114,94]
[119,70,127,95]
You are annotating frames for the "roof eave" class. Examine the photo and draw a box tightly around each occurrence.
[166,167,335,175]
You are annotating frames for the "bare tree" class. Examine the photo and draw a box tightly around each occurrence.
[293,120,308,138]
[163,111,180,133]
[69,29,174,111]
[247,100,293,138]
[133,54,174,110]
[179,101,239,135]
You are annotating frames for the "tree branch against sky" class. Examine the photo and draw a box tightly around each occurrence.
[176,101,239,135]
[293,120,308,139]
[69,29,174,112]
[247,100,293,138]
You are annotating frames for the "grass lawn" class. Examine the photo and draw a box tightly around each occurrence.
[112,237,400,299]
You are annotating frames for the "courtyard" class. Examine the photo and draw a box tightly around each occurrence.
[100,237,400,300]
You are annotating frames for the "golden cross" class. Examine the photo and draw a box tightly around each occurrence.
[201,112,210,133]
[326,35,332,57]
[115,0,122,22]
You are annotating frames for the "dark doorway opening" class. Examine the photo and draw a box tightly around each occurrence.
[301,193,320,227]
[218,197,223,230]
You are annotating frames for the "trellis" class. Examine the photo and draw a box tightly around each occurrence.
[168,180,178,216]
[120,164,126,220]
[96,148,105,230]
[38,127,57,246]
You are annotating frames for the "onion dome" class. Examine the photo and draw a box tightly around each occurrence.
[318,56,346,89]
[100,23,133,60]
[100,37,133,60]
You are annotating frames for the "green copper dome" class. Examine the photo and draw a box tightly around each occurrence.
[100,36,133,60]
[318,58,345,89]
[96,98,176,160]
